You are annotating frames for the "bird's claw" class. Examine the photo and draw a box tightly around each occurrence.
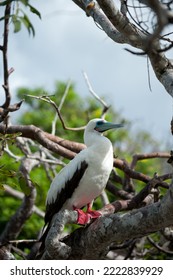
[74,208,101,225]
[87,209,101,219]
[75,209,91,225]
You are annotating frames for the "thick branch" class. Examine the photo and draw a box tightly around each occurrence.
[0,123,171,187]
[97,0,145,47]
[0,124,77,159]
[39,174,172,259]
[72,0,129,44]
[72,0,173,98]
[39,179,173,259]
[40,210,78,260]
[63,179,173,259]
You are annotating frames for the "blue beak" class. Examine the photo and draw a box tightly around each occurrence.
[95,121,123,133]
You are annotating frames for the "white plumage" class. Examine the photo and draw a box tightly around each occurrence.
[45,118,123,226]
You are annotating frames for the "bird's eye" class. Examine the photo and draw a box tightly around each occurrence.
[96,120,104,126]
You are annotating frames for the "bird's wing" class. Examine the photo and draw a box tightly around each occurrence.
[37,159,88,257]
[45,158,88,225]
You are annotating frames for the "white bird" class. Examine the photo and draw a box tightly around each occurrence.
[39,118,123,254]
[45,118,123,226]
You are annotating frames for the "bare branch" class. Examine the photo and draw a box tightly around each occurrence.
[1,3,11,109]
[72,0,173,97]
[40,210,78,260]
[83,71,110,117]
[4,144,21,161]
[0,246,15,260]
[130,152,170,169]
[26,94,86,131]
[97,0,145,47]
[114,158,171,188]
[52,80,71,135]
[72,0,130,44]
[147,236,173,255]
[43,177,173,259]
[0,123,78,159]
[0,100,24,123]
[3,184,44,218]
[102,174,169,216]
[0,155,39,243]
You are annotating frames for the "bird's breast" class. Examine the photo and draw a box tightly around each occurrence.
[64,148,113,210]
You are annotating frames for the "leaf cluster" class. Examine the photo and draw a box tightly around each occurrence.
[0,0,41,36]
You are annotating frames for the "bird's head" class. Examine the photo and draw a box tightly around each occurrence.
[84,118,123,146]
[85,118,123,133]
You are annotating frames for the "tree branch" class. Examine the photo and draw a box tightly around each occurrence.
[3,184,44,218]
[83,71,110,117]
[130,152,170,169]
[0,155,39,243]
[0,4,24,123]
[26,94,86,131]
[39,177,173,259]
[0,123,171,187]
[71,0,173,98]
[2,3,11,109]
[0,123,78,159]
[40,210,77,259]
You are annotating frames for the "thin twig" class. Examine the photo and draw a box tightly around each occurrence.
[4,144,22,161]
[147,236,173,255]
[9,239,38,244]
[82,71,110,117]
[26,94,86,131]
[130,152,170,170]
[2,3,11,109]
[52,80,71,135]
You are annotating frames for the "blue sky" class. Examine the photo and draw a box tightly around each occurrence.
[0,0,172,145]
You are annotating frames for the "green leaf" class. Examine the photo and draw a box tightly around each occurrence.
[20,0,29,6]
[20,13,35,36]
[28,4,41,19]
[13,20,21,33]
[0,132,22,145]
[12,15,22,33]
[0,168,16,177]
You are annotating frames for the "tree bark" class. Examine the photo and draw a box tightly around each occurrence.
[72,0,173,98]
[38,177,173,259]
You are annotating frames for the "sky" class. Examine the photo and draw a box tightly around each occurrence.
[0,0,172,146]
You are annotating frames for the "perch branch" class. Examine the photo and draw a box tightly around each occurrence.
[40,210,78,260]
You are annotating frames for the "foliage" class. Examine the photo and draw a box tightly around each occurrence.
[0,0,41,36]
[0,82,166,248]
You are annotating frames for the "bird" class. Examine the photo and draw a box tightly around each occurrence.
[39,118,123,254]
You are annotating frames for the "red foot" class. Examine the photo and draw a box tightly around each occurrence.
[73,208,91,225]
[86,208,101,219]
[73,205,102,225]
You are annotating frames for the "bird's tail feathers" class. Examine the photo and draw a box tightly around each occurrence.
[35,223,50,259]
